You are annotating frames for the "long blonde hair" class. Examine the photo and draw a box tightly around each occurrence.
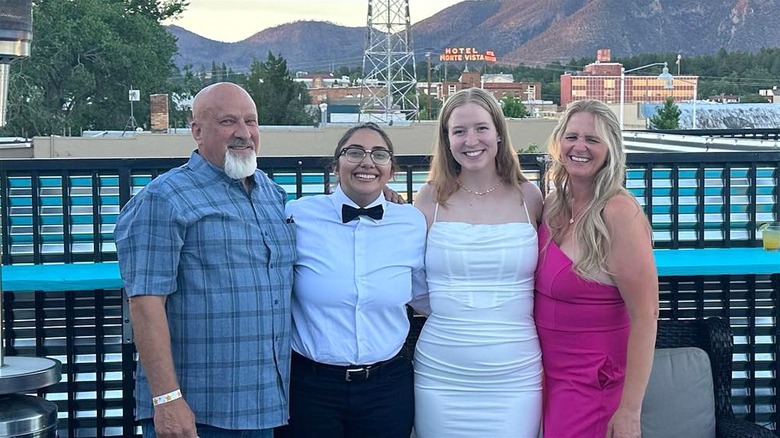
[544,100,636,280]
[427,87,527,204]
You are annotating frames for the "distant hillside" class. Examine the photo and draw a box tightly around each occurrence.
[169,22,364,73]
[169,0,780,71]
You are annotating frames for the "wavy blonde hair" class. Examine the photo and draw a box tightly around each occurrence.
[427,87,527,204]
[544,100,638,281]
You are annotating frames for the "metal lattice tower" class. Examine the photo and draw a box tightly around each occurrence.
[360,0,419,123]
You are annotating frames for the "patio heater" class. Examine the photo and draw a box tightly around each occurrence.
[0,2,61,437]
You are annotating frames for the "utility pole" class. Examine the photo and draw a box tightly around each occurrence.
[427,52,432,119]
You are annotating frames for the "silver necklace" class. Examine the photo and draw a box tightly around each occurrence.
[457,179,501,196]
[569,203,585,224]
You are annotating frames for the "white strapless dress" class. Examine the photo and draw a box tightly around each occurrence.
[414,221,542,438]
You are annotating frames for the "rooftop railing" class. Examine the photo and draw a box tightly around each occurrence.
[1,151,779,436]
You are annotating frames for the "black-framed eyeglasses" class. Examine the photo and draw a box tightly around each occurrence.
[339,148,393,165]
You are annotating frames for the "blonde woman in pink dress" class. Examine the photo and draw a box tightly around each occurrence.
[535,100,659,438]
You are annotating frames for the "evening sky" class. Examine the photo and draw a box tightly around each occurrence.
[166,0,462,42]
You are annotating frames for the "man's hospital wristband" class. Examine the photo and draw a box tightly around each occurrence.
[152,389,182,406]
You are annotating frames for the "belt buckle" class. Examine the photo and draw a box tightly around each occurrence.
[345,366,369,382]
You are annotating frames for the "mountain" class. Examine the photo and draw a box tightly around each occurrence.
[169,22,364,73]
[169,0,780,71]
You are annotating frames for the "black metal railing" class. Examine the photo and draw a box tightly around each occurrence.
[1,151,779,436]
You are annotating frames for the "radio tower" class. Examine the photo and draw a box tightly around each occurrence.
[360,0,419,123]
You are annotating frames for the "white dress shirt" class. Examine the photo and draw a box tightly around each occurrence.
[285,186,427,366]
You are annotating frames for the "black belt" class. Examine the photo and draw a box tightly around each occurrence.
[292,350,405,382]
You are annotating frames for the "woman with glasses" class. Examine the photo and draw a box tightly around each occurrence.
[279,122,427,438]
[412,88,544,437]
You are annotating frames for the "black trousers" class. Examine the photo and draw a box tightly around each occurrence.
[275,352,414,438]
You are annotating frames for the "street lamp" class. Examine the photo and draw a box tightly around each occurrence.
[319,102,328,126]
[660,74,698,129]
[619,61,673,130]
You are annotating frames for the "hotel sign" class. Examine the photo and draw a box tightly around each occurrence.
[439,47,497,62]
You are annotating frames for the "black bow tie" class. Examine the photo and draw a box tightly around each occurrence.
[342,204,384,223]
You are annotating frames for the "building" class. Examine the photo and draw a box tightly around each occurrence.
[560,49,698,129]
[300,67,546,120]
[709,94,740,104]
[758,86,780,103]
[560,49,697,106]
[413,68,550,119]
[294,72,373,104]
[440,68,542,103]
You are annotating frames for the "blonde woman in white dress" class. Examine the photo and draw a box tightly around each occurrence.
[413,87,544,437]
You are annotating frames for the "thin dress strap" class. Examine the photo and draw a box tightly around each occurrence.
[433,202,440,223]
[522,198,531,223]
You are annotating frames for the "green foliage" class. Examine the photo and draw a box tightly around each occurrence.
[500,94,528,118]
[418,92,442,120]
[124,0,187,21]
[649,97,681,129]
[208,62,243,84]
[2,0,184,136]
[167,65,205,128]
[244,53,314,126]
[518,143,540,153]
[739,93,771,103]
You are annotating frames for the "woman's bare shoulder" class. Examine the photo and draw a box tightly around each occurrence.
[413,183,437,227]
[604,193,647,231]
[414,182,435,206]
[519,181,543,205]
[540,189,558,221]
[604,193,642,219]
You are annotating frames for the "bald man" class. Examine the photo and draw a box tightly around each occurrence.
[116,82,295,438]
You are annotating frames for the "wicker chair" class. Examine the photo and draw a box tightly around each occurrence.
[655,317,774,438]
[404,313,774,436]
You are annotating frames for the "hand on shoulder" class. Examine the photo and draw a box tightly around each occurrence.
[284,193,307,216]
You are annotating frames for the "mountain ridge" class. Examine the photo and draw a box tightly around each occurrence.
[169,0,780,72]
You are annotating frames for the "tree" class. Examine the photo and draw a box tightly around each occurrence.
[739,93,770,103]
[1,0,185,136]
[417,93,442,120]
[244,52,314,126]
[125,0,188,21]
[501,94,528,118]
[518,143,540,153]
[167,65,206,128]
[649,97,681,129]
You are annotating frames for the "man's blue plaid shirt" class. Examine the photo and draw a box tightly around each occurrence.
[116,151,295,430]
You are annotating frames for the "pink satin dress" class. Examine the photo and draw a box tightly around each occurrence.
[534,224,630,438]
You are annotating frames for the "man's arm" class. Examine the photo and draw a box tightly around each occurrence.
[130,295,197,438]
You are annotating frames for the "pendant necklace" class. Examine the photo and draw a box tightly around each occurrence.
[569,203,585,224]
[457,179,501,196]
